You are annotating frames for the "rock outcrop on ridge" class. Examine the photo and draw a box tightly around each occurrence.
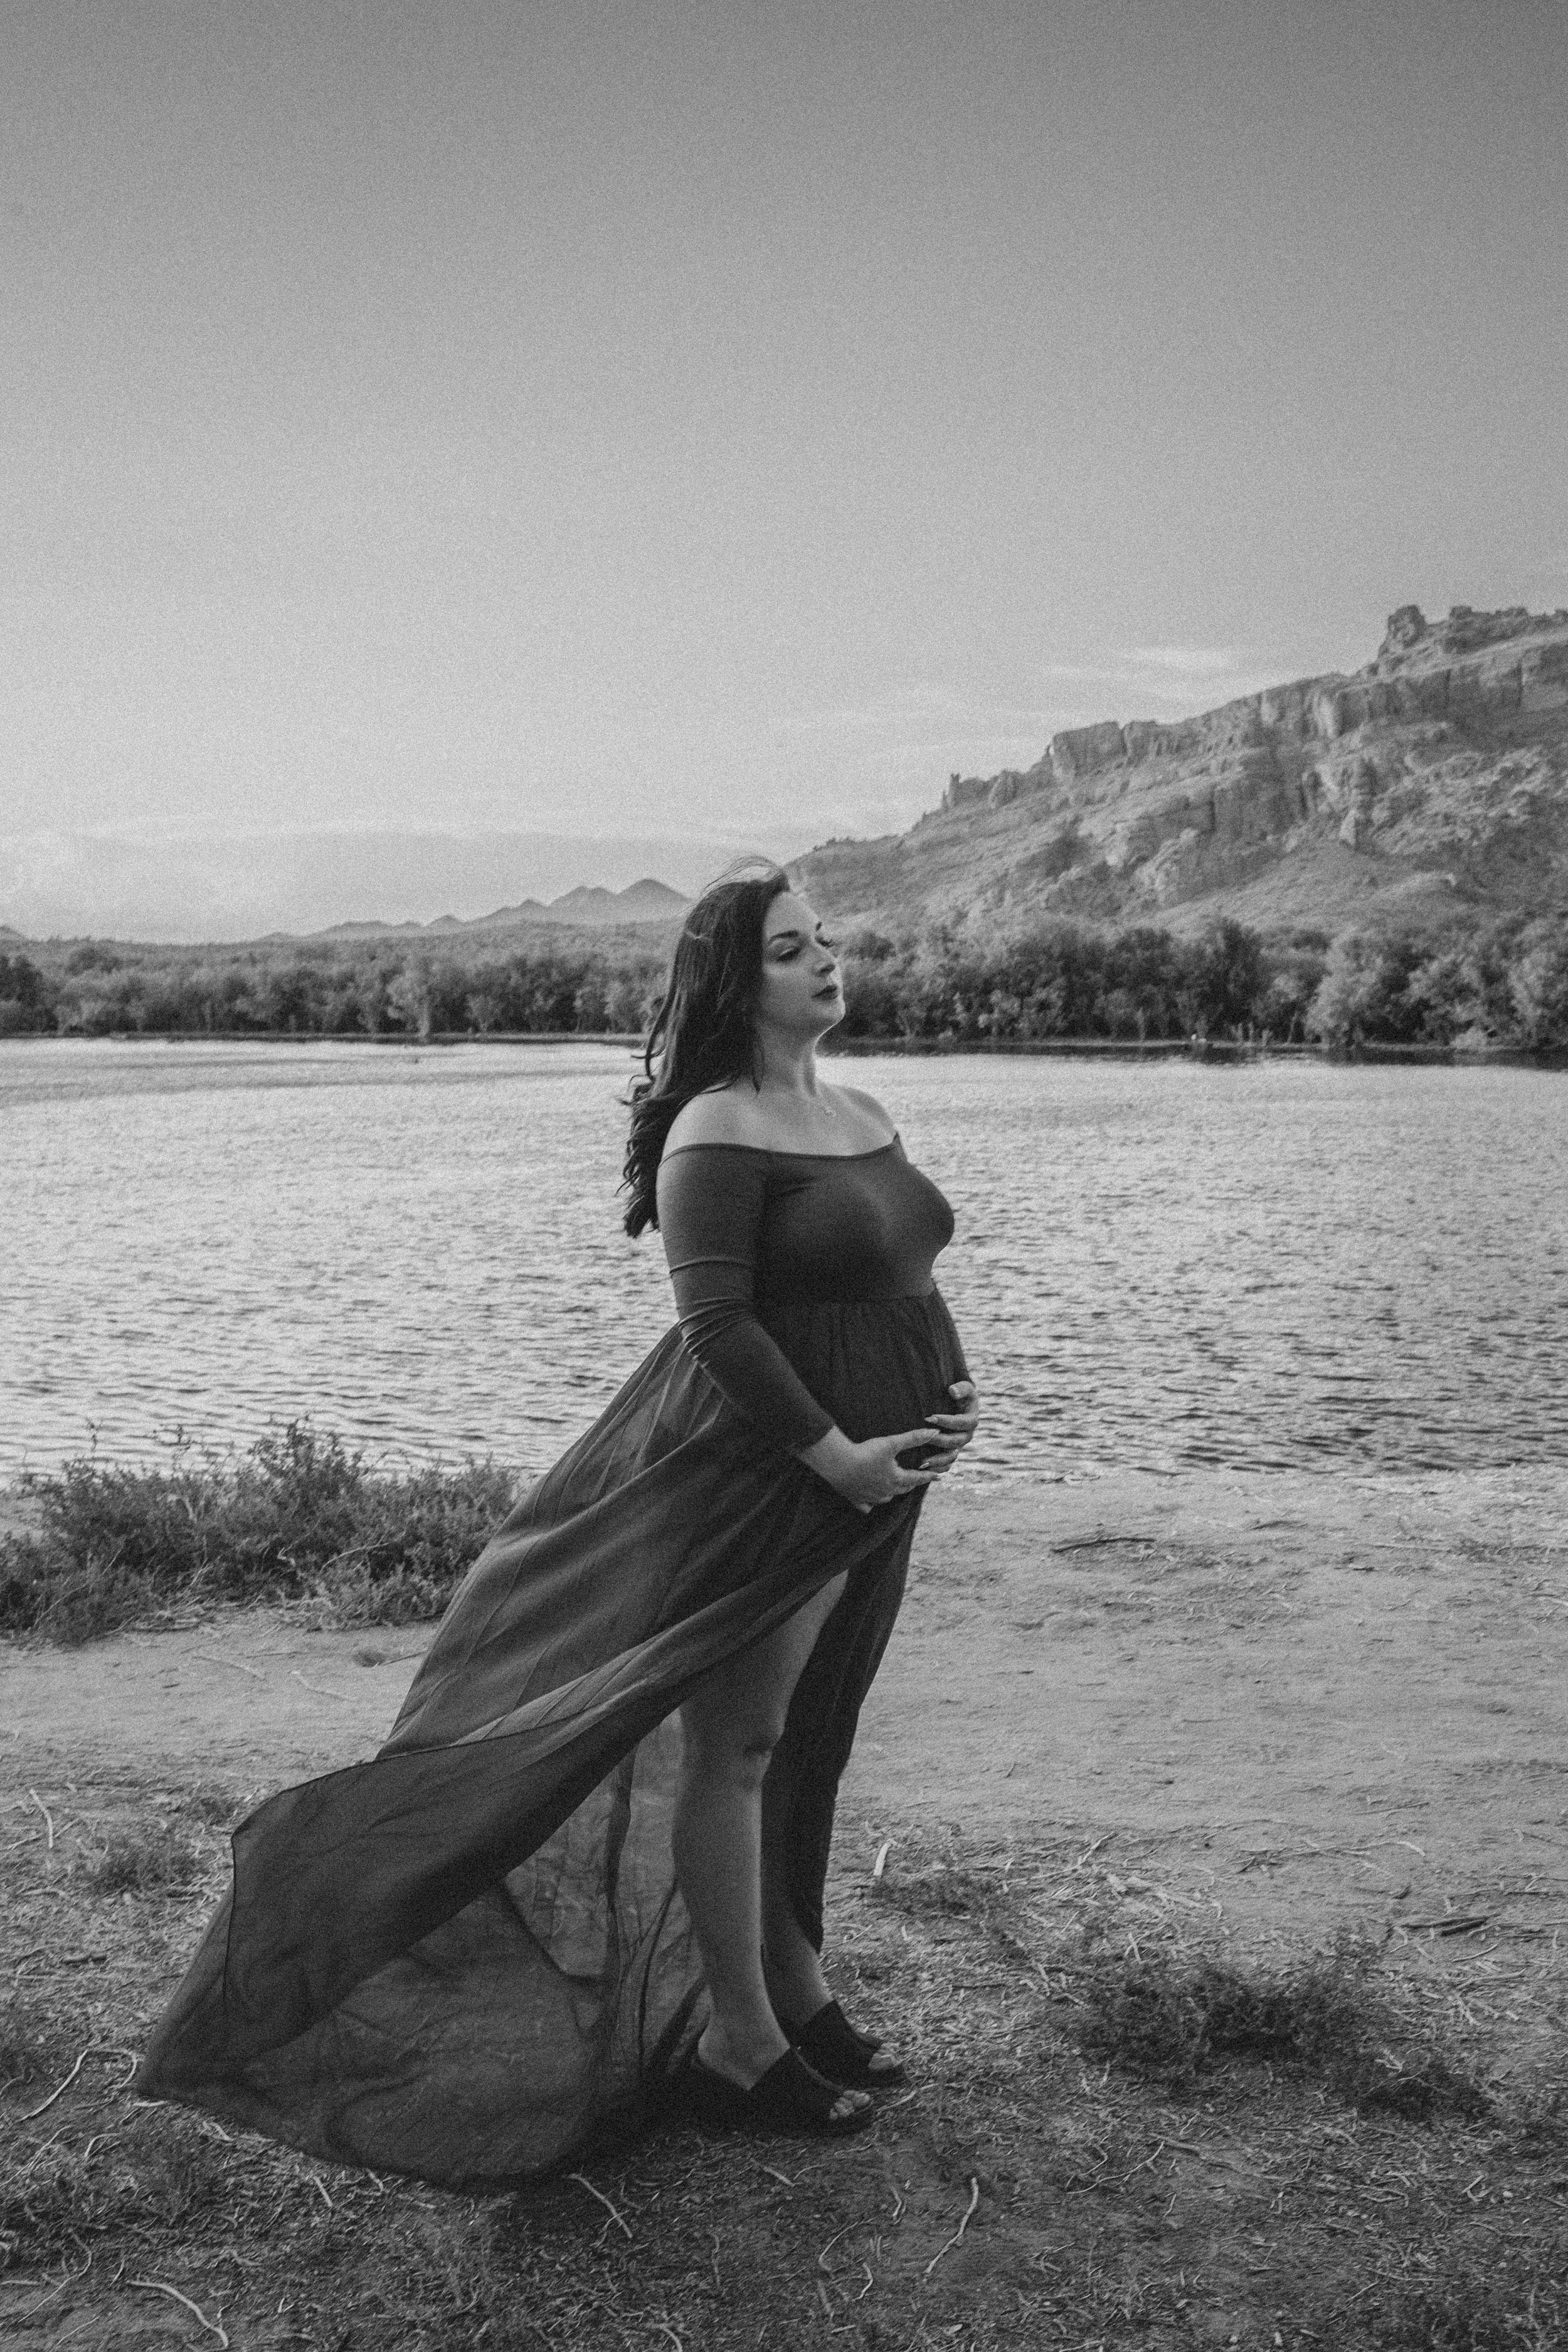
[793,605,1568,939]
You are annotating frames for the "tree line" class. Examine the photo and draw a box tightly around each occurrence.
[0,939,668,1042]
[835,913,1568,1049]
[3,913,1566,1049]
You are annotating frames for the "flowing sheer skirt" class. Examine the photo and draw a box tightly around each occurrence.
[136,1291,967,2186]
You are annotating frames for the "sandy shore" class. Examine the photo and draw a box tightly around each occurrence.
[7,1463,1565,1951]
[5,1465,1567,2351]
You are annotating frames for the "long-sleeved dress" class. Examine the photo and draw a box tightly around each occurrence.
[135,1134,968,2187]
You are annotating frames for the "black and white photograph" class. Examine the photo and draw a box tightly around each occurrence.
[3,5,1566,2346]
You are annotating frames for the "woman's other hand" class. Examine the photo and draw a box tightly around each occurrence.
[796,1425,958,1513]
[920,1380,980,1465]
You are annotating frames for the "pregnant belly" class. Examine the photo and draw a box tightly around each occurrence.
[760,1290,967,1448]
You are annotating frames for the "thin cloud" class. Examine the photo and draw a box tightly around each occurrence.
[1125,644,1249,681]
[751,644,1291,845]
[780,684,1057,744]
[779,651,1279,766]
[1038,644,1281,722]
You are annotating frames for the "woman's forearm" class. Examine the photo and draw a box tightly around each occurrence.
[795,1425,855,1485]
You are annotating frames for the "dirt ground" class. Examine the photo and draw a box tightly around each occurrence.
[8,1464,1567,1941]
[4,1466,1567,2349]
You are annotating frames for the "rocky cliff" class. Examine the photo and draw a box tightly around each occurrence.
[793,605,1568,939]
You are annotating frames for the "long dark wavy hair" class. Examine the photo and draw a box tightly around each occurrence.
[620,864,792,1237]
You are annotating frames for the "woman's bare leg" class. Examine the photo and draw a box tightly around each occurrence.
[674,1571,856,2109]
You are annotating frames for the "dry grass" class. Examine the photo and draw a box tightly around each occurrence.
[0,1421,516,1643]
[80,1821,208,1897]
[3,1788,1565,2350]
[1069,1934,1493,2121]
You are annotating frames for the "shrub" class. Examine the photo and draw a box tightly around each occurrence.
[0,1423,516,1643]
[1075,1934,1491,2119]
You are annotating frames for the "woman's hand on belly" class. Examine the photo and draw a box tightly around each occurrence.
[795,1423,960,1513]
[918,1379,980,1468]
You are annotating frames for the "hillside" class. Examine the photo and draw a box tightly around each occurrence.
[793,605,1568,940]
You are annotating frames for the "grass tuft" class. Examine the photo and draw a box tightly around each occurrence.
[1074,1932,1493,2119]
[82,1824,206,1895]
[0,1420,516,1643]
[172,1778,246,1829]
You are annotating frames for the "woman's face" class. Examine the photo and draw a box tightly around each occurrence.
[753,890,842,1041]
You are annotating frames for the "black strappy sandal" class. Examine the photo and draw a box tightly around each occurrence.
[682,2045,876,2137]
[780,1999,907,2089]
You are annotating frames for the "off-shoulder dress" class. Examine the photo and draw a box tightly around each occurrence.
[137,1135,968,2186]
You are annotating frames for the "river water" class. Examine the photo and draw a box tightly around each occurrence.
[2,1039,1564,1484]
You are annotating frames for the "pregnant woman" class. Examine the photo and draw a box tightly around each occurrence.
[138,867,978,2184]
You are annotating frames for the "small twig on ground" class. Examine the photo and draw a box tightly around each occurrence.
[21,2247,93,2318]
[193,1653,267,1680]
[289,1670,352,1701]
[129,2277,230,2345]
[21,2048,87,2119]
[872,1838,891,1884]
[568,2171,633,2240]
[27,1789,55,1850]
[21,2045,140,2121]
[923,2175,981,2276]
[308,2173,334,2212]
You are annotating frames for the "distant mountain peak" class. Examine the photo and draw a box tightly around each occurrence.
[466,877,691,932]
[305,879,692,942]
[549,877,690,915]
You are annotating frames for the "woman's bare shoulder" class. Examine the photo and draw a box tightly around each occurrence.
[663,1086,769,1155]
[824,1082,898,1140]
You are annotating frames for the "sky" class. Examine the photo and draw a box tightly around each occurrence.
[3,0,1567,937]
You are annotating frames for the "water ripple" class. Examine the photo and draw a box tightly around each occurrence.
[2,1039,1565,1484]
